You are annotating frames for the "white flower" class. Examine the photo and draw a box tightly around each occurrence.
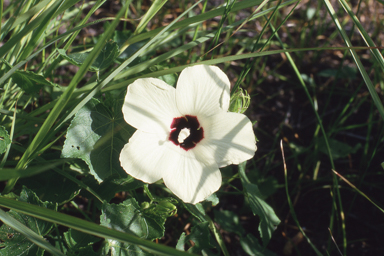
[119,65,257,204]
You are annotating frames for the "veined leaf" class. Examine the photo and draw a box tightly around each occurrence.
[100,198,167,255]
[61,98,135,182]
[0,187,56,255]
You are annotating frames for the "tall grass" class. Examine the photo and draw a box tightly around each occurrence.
[0,0,383,255]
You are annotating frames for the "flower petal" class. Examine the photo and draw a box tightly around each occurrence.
[120,130,167,183]
[161,149,222,204]
[123,78,181,133]
[120,129,222,204]
[197,111,257,167]
[176,65,230,116]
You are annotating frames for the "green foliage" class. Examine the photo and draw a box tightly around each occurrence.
[240,234,277,256]
[101,198,167,240]
[101,198,173,255]
[141,198,178,218]
[80,175,143,208]
[0,126,11,155]
[239,163,280,247]
[64,229,100,255]
[214,210,245,236]
[0,0,382,255]
[18,170,80,205]
[176,222,215,254]
[61,98,134,182]
[2,60,58,94]
[229,88,251,114]
[318,137,361,159]
[0,187,56,255]
[58,40,120,72]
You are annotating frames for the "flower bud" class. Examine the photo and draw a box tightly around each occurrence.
[229,88,250,114]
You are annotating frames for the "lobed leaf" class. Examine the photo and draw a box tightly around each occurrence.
[0,187,56,255]
[61,98,135,182]
[100,198,168,255]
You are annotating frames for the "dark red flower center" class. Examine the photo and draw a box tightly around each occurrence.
[169,115,204,151]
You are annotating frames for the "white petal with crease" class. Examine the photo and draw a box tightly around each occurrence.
[122,78,180,134]
[176,65,230,116]
[197,111,257,167]
[161,148,222,204]
[119,130,168,183]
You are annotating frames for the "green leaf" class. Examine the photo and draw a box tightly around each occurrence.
[113,31,149,61]
[58,40,119,72]
[101,198,166,240]
[1,59,58,94]
[176,222,215,254]
[11,70,59,94]
[0,187,56,255]
[61,98,135,182]
[240,234,277,256]
[80,175,143,208]
[0,126,11,155]
[100,198,167,255]
[257,177,279,200]
[317,66,357,80]
[64,229,100,255]
[142,197,178,218]
[183,203,206,222]
[176,232,187,251]
[214,210,245,236]
[0,197,193,256]
[318,138,361,159]
[101,243,153,256]
[150,65,178,87]
[18,170,80,205]
[66,246,98,256]
[239,163,280,247]
[205,193,219,206]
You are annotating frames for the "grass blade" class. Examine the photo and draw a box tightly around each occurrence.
[0,197,196,256]
[3,2,131,193]
[0,209,65,256]
[322,0,384,119]
[0,159,68,181]
[134,0,168,35]
[338,0,384,73]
